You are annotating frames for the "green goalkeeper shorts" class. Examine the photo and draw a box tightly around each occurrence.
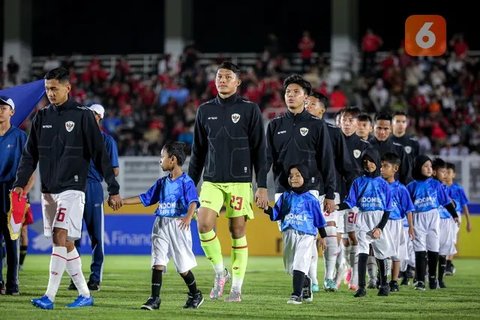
[199,182,254,220]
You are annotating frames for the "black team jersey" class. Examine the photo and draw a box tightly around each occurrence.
[324,123,358,201]
[391,134,420,168]
[14,98,119,195]
[188,94,267,188]
[369,136,413,185]
[266,109,336,199]
[344,134,371,171]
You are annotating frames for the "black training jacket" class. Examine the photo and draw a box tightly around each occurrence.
[391,134,420,168]
[368,136,412,185]
[188,94,267,187]
[266,109,336,199]
[14,98,119,195]
[344,134,371,175]
[324,123,358,201]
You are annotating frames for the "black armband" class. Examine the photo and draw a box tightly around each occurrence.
[444,202,459,219]
[318,227,327,238]
[376,211,390,230]
[264,206,273,218]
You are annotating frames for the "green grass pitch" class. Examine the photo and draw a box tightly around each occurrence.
[2,255,480,319]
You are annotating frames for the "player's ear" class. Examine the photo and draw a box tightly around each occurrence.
[393,164,399,172]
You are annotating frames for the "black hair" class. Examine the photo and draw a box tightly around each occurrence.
[163,141,187,166]
[334,110,343,120]
[381,152,401,167]
[393,111,408,118]
[342,106,361,119]
[309,91,329,108]
[217,61,241,77]
[432,157,447,170]
[374,112,392,122]
[283,74,312,95]
[446,162,456,171]
[44,67,70,83]
[357,113,373,124]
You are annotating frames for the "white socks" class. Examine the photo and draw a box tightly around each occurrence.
[213,263,225,276]
[350,245,358,287]
[45,246,67,301]
[324,226,338,280]
[309,242,319,285]
[66,247,90,297]
[367,255,378,282]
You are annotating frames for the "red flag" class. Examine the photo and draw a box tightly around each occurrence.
[7,191,28,240]
[24,204,34,225]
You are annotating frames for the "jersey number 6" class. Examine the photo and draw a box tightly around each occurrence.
[56,207,67,222]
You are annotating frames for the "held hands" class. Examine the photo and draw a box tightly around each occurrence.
[108,194,123,211]
[371,227,382,239]
[324,198,335,214]
[408,226,415,240]
[179,216,192,230]
[255,187,268,209]
[317,237,326,251]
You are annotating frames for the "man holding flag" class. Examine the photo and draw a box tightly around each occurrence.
[0,96,34,295]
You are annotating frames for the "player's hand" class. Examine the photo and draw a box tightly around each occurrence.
[317,237,326,251]
[324,198,335,214]
[12,187,25,200]
[179,216,192,230]
[408,226,415,240]
[255,187,268,209]
[466,221,472,232]
[454,217,460,226]
[372,228,382,239]
[108,194,122,210]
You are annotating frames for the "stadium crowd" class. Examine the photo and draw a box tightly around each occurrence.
[3,32,479,157]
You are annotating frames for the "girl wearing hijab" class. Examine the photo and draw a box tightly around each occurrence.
[337,148,393,298]
[264,164,327,305]
[406,155,458,291]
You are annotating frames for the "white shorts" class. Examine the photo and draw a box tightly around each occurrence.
[151,216,197,273]
[345,207,359,233]
[404,227,415,264]
[454,214,461,243]
[439,218,457,256]
[319,193,340,226]
[385,219,407,261]
[41,190,85,241]
[282,228,315,275]
[413,209,440,252]
[355,210,392,260]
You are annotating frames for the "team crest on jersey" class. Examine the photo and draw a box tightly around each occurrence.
[353,149,361,158]
[65,121,75,132]
[300,127,309,136]
[404,146,412,154]
[231,113,240,123]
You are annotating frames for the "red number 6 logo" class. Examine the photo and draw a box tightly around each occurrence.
[57,207,67,222]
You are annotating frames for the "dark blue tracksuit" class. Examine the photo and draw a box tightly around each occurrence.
[0,126,26,292]
[75,132,119,283]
